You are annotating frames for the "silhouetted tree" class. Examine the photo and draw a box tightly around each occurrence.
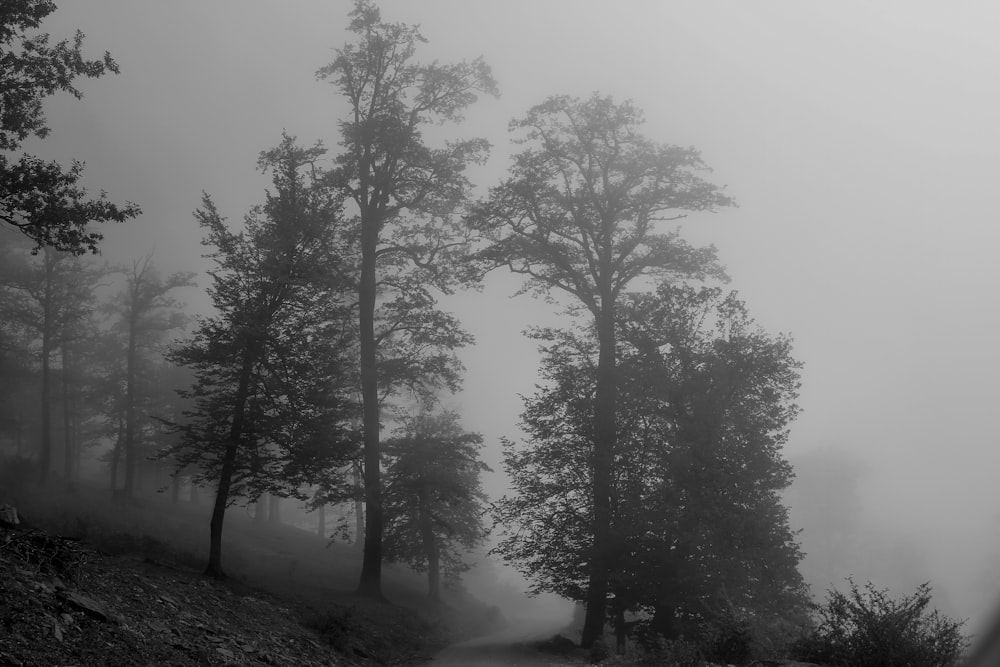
[383,411,489,601]
[0,0,140,253]
[470,94,733,645]
[0,232,41,454]
[494,283,806,656]
[0,240,106,485]
[55,291,106,489]
[317,0,497,598]
[106,255,193,502]
[167,135,355,578]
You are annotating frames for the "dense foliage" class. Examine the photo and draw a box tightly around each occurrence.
[0,0,139,253]
[382,411,490,600]
[165,136,357,576]
[792,580,969,667]
[494,282,810,659]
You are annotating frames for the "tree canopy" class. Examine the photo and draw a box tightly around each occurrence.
[469,93,733,646]
[382,411,490,601]
[494,283,808,659]
[0,0,140,253]
[317,0,496,598]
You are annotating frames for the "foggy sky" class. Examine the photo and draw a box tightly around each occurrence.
[23,1,1000,630]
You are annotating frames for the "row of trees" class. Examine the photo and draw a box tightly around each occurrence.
[3,0,818,651]
[0,234,192,495]
[1,0,492,601]
[0,136,491,600]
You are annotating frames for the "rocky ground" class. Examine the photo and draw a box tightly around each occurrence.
[0,525,352,665]
[0,484,820,667]
[0,494,463,667]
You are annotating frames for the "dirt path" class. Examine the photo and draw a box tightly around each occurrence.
[429,619,584,666]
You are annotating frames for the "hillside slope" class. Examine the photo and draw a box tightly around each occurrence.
[0,483,503,666]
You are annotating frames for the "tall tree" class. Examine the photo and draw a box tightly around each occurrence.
[470,94,733,645]
[168,135,354,578]
[0,0,140,253]
[317,0,497,598]
[0,272,35,456]
[494,284,807,658]
[618,284,808,658]
[0,232,41,454]
[382,411,490,601]
[0,240,105,484]
[56,288,105,489]
[109,255,194,502]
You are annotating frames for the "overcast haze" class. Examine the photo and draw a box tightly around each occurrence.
[22,1,1000,631]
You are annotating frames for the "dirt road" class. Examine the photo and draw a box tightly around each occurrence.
[429,618,584,667]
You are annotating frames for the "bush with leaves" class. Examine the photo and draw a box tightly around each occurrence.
[792,579,969,667]
[629,625,703,667]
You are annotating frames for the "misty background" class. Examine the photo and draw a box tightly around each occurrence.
[17,1,1000,634]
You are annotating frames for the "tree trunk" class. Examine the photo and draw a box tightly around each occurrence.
[110,414,124,493]
[61,344,75,492]
[317,501,325,539]
[581,303,617,648]
[206,347,255,578]
[15,417,23,458]
[614,604,626,655]
[652,603,678,640]
[353,463,365,550]
[171,474,180,504]
[71,408,81,483]
[190,479,200,505]
[255,494,267,524]
[356,217,383,598]
[123,302,139,502]
[38,267,54,487]
[267,494,281,524]
[418,488,441,602]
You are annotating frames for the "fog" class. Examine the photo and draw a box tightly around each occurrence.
[12,0,1000,634]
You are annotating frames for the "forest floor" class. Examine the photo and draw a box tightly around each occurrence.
[0,481,514,666]
[0,481,823,666]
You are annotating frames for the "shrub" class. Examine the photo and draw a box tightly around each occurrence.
[589,638,610,663]
[630,623,705,667]
[698,607,753,664]
[628,603,810,664]
[792,579,969,666]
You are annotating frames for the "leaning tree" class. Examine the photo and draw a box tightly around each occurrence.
[168,135,355,578]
